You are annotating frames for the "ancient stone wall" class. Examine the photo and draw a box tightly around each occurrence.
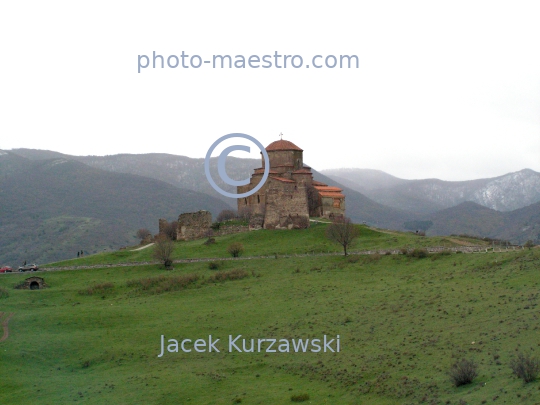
[264,180,310,229]
[321,196,346,218]
[15,277,47,290]
[177,210,212,241]
[214,225,250,237]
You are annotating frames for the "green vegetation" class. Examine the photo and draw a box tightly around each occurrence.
[0,152,229,267]
[45,223,479,268]
[1,226,539,404]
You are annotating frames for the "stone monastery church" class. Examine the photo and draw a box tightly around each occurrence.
[237,138,345,229]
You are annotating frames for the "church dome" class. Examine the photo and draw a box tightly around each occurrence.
[265,139,303,152]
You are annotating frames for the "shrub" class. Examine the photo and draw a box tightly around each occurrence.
[431,251,452,261]
[227,242,244,258]
[204,237,216,245]
[510,352,540,383]
[365,253,382,263]
[216,209,237,222]
[153,234,175,269]
[524,240,535,250]
[136,228,152,241]
[211,222,221,231]
[409,248,428,258]
[290,393,310,402]
[79,282,114,296]
[346,255,361,263]
[126,274,199,295]
[295,216,310,229]
[400,248,409,255]
[448,358,478,387]
[208,269,248,283]
[0,286,9,299]
[207,261,224,270]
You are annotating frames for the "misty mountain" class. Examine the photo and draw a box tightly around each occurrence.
[322,168,540,214]
[321,168,409,192]
[427,201,540,244]
[10,149,418,229]
[0,151,229,266]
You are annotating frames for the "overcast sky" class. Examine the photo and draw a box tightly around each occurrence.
[1,1,539,181]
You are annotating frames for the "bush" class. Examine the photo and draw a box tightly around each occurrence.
[216,209,237,222]
[79,282,115,296]
[400,248,409,255]
[510,352,540,383]
[431,251,452,261]
[126,274,200,295]
[203,237,216,245]
[207,261,224,270]
[409,248,428,258]
[153,234,175,269]
[290,393,310,402]
[0,286,9,299]
[136,228,151,242]
[211,222,221,231]
[208,269,248,282]
[448,358,478,387]
[227,242,244,258]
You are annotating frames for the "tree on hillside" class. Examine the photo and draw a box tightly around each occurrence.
[227,242,244,258]
[161,221,178,240]
[524,240,535,250]
[136,228,151,242]
[217,209,237,222]
[153,234,174,269]
[326,216,360,256]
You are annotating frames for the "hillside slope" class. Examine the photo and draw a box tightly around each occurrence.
[9,149,418,229]
[0,152,229,266]
[322,167,540,214]
[427,201,540,243]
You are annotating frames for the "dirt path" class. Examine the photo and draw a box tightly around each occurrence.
[131,243,154,252]
[0,312,14,343]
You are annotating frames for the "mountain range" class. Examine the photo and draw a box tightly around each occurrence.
[1,148,538,266]
[322,168,540,213]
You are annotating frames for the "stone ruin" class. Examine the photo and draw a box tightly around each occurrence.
[176,210,212,241]
[15,277,47,290]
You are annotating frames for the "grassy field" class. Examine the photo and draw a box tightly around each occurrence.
[1,225,539,404]
[44,223,485,268]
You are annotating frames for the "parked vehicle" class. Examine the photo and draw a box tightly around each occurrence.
[0,266,13,273]
[18,264,39,272]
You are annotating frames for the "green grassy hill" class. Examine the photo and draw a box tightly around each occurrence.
[0,152,230,266]
[1,225,539,405]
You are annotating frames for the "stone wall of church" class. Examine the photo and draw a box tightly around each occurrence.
[263,181,310,229]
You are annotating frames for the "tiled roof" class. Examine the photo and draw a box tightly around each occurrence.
[314,186,342,192]
[292,168,312,174]
[319,192,345,198]
[254,168,278,174]
[269,176,296,183]
[312,181,328,186]
[266,139,303,152]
